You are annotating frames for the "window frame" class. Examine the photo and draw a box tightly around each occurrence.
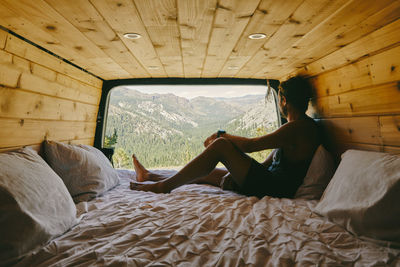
[94,78,281,152]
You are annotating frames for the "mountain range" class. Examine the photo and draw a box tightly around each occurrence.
[105,88,279,168]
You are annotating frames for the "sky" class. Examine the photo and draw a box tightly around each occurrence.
[121,84,268,99]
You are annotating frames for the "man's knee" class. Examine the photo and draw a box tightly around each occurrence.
[209,137,232,151]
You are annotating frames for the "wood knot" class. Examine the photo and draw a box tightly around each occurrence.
[216,3,231,11]
[348,128,353,134]
[288,18,301,24]
[74,46,83,51]
[35,101,42,109]
[46,25,56,31]
[19,119,24,126]
[258,9,268,14]
[1,102,9,112]
[391,66,396,72]
[116,3,122,7]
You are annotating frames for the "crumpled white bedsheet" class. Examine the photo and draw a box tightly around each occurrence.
[15,169,400,266]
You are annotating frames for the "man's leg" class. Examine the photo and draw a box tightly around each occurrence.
[133,154,228,186]
[191,168,229,187]
[130,137,252,193]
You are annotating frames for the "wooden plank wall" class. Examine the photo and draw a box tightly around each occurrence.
[282,18,400,158]
[0,28,102,152]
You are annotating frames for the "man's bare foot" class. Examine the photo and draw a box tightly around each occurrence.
[130,181,170,193]
[132,154,150,182]
[132,154,168,182]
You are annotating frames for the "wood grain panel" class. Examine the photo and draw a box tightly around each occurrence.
[0,25,101,151]
[0,0,128,79]
[311,45,400,97]
[0,63,21,88]
[264,0,400,79]
[12,56,30,72]
[0,87,98,122]
[289,18,400,78]
[19,72,100,105]
[178,0,216,78]
[133,0,183,77]
[31,63,57,82]
[321,117,382,145]
[202,0,260,77]
[0,49,12,63]
[90,0,166,77]
[1,48,101,102]
[0,30,6,49]
[239,0,348,78]
[319,116,400,158]
[380,115,400,147]
[331,142,400,158]
[4,32,102,87]
[44,0,149,78]
[311,82,400,118]
[219,0,303,77]
[56,74,101,99]
[383,145,400,154]
[0,118,96,148]
[0,138,94,153]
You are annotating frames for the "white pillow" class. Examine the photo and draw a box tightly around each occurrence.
[44,141,119,203]
[295,145,335,200]
[314,149,400,242]
[0,147,77,264]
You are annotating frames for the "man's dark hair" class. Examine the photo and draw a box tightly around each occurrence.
[279,76,313,113]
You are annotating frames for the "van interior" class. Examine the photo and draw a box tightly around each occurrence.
[0,0,399,265]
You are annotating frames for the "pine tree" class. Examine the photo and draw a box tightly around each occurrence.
[113,148,131,169]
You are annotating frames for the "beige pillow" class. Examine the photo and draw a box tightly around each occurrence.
[314,149,400,242]
[44,141,119,203]
[0,147,77,264]
[295,145,335,200]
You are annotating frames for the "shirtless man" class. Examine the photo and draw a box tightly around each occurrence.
[130,76,320,198]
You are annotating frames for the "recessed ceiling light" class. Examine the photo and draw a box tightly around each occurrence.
[123,33,142,39]
[248,33,266,40]
[228,66,239,70]
[148,66,159,70]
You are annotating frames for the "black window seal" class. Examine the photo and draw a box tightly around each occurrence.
[94,78,281,151]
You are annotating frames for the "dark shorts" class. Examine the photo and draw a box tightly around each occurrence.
[237,159,303,199]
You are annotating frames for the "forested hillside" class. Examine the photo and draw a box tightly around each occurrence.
[105,88,279,169]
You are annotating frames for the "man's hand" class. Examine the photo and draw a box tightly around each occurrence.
[204,132,218,147]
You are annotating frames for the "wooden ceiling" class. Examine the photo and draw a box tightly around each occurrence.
[0,0,399,80]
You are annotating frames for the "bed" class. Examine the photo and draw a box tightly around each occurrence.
[1,142,400,266]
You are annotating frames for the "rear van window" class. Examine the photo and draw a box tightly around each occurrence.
[104,84,280,169]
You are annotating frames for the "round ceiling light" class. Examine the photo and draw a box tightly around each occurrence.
[248,33,266,40]
[123,33,142,39]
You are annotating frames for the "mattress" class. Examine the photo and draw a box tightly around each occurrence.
[16,169,400,266]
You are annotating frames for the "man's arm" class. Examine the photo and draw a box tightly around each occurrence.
[204,122,296,153]
[204,132,251,151]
